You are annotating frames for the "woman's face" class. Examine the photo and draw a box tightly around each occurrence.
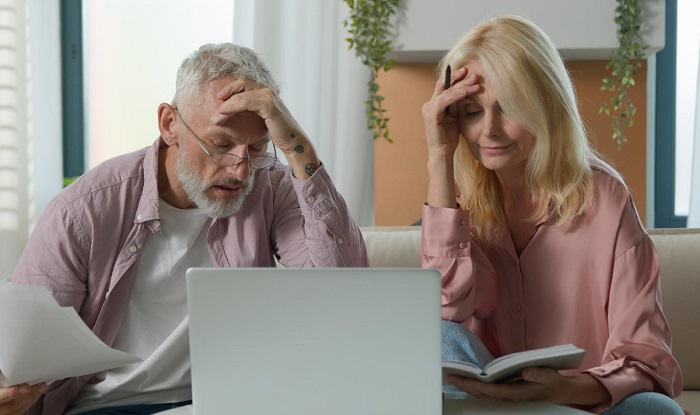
[456,61,535,177]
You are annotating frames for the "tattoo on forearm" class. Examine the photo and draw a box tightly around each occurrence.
[294,145,304,153]
[305,163,318,176]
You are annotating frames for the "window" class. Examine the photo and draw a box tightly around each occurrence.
[674,0,700,217]
[655,0,699,227]
[61,0,234,177]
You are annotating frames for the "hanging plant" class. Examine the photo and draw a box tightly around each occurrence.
[343,0,399,142]
[599,0,646,149]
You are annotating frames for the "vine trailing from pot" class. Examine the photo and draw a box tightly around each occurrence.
[343,0,399,142]
[600,0,646,149]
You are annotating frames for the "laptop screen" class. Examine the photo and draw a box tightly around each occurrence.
[186,267,442,415]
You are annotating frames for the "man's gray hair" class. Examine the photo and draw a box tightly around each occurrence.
[173,43,280,108]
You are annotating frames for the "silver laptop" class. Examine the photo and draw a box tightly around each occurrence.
[186,267,442,415]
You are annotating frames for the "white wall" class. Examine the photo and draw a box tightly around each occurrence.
[388,0,665,62]
[83,0,234,168]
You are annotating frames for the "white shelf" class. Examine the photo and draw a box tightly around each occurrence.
[387,0,665,62]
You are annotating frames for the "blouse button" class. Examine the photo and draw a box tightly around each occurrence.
[136,213,143,220]
[337,238,344,245]
[515,304,522,311]
[128,245,138,253]
[306,195,316,204]
[153,220,161,229]
[458,242,466,249]
[459,218,466,226]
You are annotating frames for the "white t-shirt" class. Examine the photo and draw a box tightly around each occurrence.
[68,201,212,414]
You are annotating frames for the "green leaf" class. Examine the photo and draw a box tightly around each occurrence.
[599,0,645,149]
[343,0,398,142]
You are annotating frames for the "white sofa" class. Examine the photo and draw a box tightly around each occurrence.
[360,226,700,414]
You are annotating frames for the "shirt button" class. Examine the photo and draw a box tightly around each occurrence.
[153,220,161,229]
[515,304,522,311]
[306,195,316,204]
[337,238,344,245]
[458,242,466,249]
[136,213,143,220]
[459,218,466,226]
[128,245,138,253]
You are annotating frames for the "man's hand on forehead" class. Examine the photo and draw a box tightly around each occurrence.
[208,76,320,180]
[214,78,264,102]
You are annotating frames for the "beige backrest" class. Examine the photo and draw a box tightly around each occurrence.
[649,228,700,390]
[361,226,700,390]
[361,226,421,268]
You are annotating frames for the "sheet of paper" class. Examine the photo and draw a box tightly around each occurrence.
[0,283,141,387]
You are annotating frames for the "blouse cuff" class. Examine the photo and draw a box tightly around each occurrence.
[586,365,651,412]
[421,203,471,258]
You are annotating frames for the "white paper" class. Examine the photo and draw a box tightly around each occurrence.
[0,283,141,387]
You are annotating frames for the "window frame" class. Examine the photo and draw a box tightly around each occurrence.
[61,0,85,179]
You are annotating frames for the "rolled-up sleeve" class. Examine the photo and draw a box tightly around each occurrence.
[11,196,88,311]
[273,164,367,268]
[586,235,683,412]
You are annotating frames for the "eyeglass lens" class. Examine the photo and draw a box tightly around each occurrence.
[211,153,276,169]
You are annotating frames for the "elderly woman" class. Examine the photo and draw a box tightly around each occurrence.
[421,15,684,414]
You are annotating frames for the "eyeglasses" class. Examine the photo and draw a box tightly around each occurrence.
[175,107,277,169]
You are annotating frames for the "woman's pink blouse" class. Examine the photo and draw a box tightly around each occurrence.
[421,169,683,411]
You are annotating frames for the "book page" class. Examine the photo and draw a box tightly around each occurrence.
[481,344,585,383]
[442,360,484,378]
[442,344,585,383]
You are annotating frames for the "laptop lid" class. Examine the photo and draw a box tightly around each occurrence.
[186,267,442,415]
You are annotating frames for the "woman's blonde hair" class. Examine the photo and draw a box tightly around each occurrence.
[439,15,603,244]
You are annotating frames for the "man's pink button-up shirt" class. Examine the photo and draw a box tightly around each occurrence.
[12,138,368,415]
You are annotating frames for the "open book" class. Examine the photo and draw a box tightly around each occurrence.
[442,344,585,383]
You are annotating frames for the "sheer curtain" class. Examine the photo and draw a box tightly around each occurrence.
[0,0,62,279]
[688,49,700,227]
[0,0,30,279]
[233,0,375,226]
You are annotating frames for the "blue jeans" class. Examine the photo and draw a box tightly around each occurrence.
[75,400,192,415]
[600,392,684,415]
[441,321,684,414]
[441,320,494,399]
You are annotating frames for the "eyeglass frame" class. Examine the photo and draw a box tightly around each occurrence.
[174,106,277,169]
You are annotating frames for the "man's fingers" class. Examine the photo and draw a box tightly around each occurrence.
[215,78,266,102]
[0,383,46,415]
[0,385,28,404]
[0,383,46,403]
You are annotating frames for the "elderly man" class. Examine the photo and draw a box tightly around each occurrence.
[3,43,367,415]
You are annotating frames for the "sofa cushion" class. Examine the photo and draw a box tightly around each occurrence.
[649,229,700,392]
[361,226,421,268]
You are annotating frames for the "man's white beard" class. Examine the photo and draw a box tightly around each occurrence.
[174,146,255,218]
